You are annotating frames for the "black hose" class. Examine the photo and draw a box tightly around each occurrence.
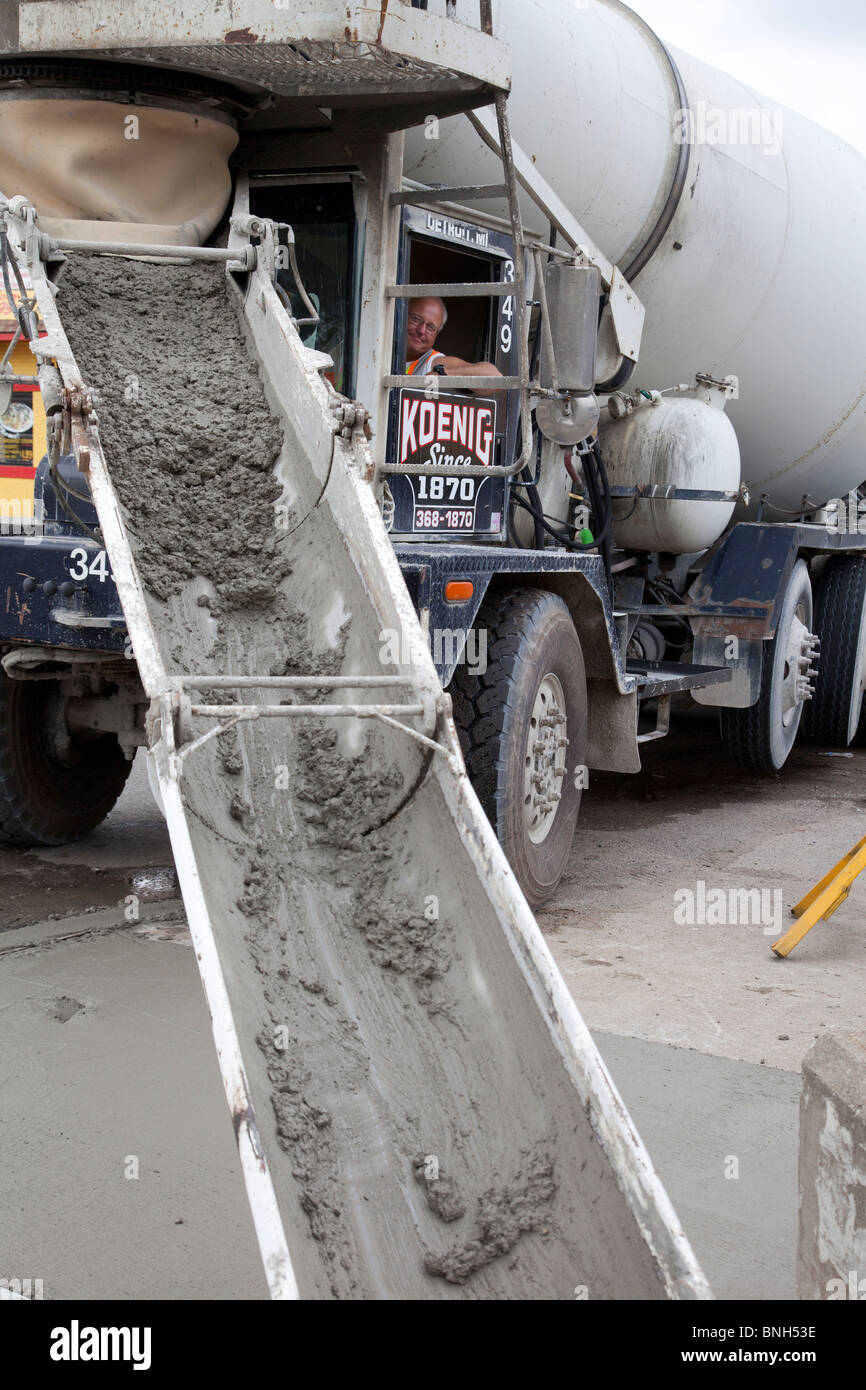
[566,444,615,588]
[512,463,612,553]
[592,442,615,591]
[566,447,613,550]
[509,432,615,557]
[507,421,545,549]
[596,355,636,395]
[511,492,595,551]
[48,454,101,541]
[530,428,545,549]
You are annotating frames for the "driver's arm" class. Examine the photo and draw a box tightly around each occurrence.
[439,356,502,378]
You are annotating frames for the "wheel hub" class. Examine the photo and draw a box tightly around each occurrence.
[780,612,819,726]
[523,672,568,844]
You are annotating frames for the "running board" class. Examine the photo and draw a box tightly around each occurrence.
[628,659,734,697]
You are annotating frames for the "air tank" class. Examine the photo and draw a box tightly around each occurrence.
[406,0,866,522]
[599,388,741,553]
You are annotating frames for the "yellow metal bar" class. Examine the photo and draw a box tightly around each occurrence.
[791,834,866,916]
[772,835,866,958]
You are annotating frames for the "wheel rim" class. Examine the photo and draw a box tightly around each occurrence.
[773,578,818,764]
[523,672,567,845]
[847,590,866,742]
[779,606,813,729]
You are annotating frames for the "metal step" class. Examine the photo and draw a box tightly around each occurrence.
[387,281,515,298]
[628,659,733,698]
[382,373,520,391]
[390,184,508,205]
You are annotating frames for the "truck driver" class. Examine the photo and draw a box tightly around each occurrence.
[405,296,502,386]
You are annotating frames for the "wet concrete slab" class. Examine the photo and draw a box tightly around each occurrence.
[593,1032,800,1301]
[0,920,266,1300]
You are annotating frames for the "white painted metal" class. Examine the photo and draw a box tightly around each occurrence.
[406,0,866,518]
[239,240,711,1297]
[763,561,815,767]
[467,106,645,364]
[599,391,741,553]
[151,704,301,1301]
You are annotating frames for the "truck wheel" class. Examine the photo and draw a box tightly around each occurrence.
[720,559,815,772]
[0,671,132,845]
[450,588,587,908]
[802,555,866,747]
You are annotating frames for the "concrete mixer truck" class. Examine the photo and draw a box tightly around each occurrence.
[0,0,862,1298]
[1,0,864,920]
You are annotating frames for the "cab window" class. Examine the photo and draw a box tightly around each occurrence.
[249,183,356,394]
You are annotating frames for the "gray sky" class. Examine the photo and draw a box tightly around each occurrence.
[626,0,866,155]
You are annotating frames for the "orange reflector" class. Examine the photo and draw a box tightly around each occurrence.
[445,581,474,602]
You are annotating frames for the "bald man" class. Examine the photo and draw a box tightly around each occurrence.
[405,296,502,387]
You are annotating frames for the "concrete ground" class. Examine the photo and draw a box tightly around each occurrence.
[539,718,866,1301]
[0,762,267,1301]
[1,719,863,1300]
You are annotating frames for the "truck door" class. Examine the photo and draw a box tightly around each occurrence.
[385,207,520,543]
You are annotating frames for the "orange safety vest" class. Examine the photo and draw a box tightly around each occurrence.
[406,349,446,376]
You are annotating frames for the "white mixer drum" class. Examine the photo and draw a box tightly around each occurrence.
[406,0,866,520]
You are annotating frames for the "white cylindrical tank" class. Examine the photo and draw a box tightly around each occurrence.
[598,392,741,553]
[407,0,866,521]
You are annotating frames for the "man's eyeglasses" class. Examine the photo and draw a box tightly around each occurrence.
[408,313,441,337]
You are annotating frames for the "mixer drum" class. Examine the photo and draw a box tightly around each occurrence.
[406,0,866,520]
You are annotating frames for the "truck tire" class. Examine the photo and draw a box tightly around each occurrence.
[450,588,587,908]
[0,670,132,845]
[720,559,814,772]
[802,554,866,747]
